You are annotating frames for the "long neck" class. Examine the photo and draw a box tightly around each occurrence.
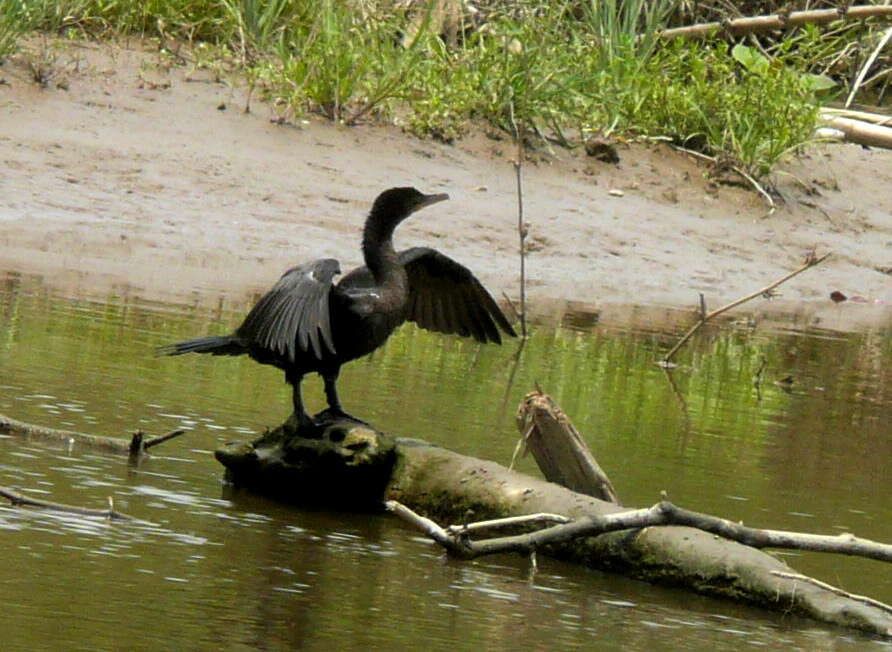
[362,215,401,282]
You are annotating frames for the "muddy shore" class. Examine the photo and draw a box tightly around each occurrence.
[1,41,890,329]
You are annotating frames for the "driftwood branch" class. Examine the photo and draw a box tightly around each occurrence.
[513,390,620,503]
[661,251,831,364]
[0,485,134,521]
[0,411,185,456]
[660,6,892,41]
[388,499,892,564]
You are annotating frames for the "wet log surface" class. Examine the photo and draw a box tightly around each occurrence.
[216,417,892,639]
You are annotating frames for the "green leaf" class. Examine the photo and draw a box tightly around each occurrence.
[731,44,769,75]
[800,73,837,92]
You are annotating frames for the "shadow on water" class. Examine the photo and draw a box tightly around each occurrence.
[1,270,891,650]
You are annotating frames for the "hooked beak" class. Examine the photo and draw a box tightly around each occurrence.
[414,192,450,213]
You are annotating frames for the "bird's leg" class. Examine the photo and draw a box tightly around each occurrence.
[319,368,369,426]
[323,367,344,413]
[285,370,315,431]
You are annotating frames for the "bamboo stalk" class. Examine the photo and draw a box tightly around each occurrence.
[660,6,892,41]
[821,115,892,149]
[821,108,892,126]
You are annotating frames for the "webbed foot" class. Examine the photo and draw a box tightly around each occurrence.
[314,408,370,427]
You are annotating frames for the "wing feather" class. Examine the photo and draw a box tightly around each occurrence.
[399,247,515,343]
[235,259,340,362]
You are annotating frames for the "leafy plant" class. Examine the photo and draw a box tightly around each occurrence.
[0,0,858,179]
[219,0,291,62]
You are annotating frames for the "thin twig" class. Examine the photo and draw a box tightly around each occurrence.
[144,429,187,450]
[846,25,892,108]
[670,144,716,163]
[0,485,133,521]
[732,165,776,215]
[446,513,571,536]
[509,101,528,338]
[670,146,777,213]
[501,291,522,324]
[661,252,831,364]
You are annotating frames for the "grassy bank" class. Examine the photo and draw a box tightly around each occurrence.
[1,0,881,180]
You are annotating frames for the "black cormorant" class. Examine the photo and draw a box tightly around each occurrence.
[159,187,516,427]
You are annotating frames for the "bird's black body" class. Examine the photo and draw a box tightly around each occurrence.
[160,187,516,428]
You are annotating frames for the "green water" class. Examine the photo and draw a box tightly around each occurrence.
[1,270,890,650]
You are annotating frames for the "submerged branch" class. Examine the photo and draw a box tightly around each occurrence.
[661,251,831,364]
[0,411,186,456]
[0,485,134,521]
[771,572,892,615]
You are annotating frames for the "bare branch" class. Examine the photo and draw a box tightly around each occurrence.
[508,100,528,339]
[385,500,471,556]
[846,26,892,108]
[390,499,892,564]
[144,429,187,450]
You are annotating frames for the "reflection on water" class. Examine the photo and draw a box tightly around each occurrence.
[1,270,891,650]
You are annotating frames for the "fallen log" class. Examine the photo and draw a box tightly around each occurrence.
[216,415,892,638]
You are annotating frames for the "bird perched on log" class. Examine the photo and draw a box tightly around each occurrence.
[159,187,516,429]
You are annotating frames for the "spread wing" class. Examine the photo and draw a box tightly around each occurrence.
[399,247,516,344]
[236,258,340,362]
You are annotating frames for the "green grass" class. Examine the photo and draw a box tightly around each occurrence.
[0,0,853,180]
[0,0,25,61]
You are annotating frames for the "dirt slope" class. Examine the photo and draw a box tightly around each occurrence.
[1,40,890,327]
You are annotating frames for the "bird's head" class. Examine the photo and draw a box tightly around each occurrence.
[370,187,450,226]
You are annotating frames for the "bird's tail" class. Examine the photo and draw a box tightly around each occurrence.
[156,335,246,357]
